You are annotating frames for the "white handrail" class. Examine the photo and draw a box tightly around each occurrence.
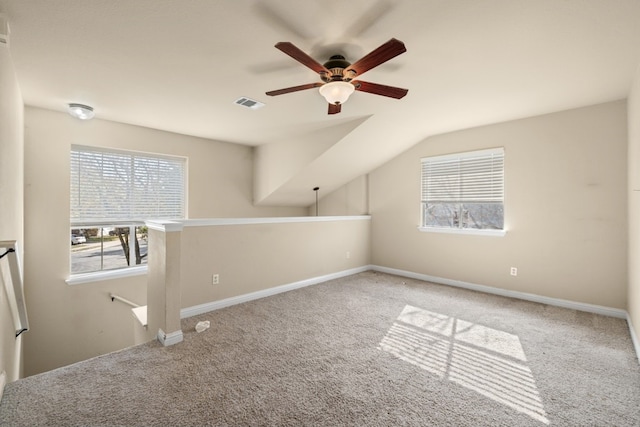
[109,293,140,308]
[0,240,28,337]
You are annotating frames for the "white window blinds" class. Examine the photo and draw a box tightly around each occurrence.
[71,146,186,223]
[421,148,504,204]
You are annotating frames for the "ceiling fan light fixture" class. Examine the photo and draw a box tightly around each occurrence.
[319,81,355,105]
[68,103,95,120]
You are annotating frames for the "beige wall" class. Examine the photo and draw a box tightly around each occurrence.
[22,107,305,376]
[309,175,369,216]
[369,101,628,309]
[628,65,640,341]
[0,42,24,383]
[254,134,335,204]
[253,118,370,205]
[179,219,371,309]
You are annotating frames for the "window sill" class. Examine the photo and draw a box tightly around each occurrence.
[66,265,148,285]
[418,227,506,237]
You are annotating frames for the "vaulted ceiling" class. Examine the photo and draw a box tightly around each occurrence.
[2,0,640,206]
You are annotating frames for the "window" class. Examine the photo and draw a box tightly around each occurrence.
[70,145,186,277]
[421,148,504,234]
[70,225,148,275]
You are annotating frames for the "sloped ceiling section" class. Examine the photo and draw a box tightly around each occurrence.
[254,116,372,205]
[2,0,640,207]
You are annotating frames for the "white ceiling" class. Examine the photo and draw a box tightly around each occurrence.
[2,0,640,206]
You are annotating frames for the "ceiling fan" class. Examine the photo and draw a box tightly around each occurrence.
[265,38,408,114]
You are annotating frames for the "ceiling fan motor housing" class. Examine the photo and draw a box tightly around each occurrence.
[322,55,355,82]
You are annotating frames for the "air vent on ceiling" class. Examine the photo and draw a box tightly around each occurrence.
[234,97,265,110]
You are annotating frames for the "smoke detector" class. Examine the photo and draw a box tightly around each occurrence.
[68,103,95,120]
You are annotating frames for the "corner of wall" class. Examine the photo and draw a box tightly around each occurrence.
[627,313,640,364]
[0,31,25,383]
[0,370,6,402]
[627,61,640,352]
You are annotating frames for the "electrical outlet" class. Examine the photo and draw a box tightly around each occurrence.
[510,267,518,276]
[346,251,351,259]
[212,274,219,285]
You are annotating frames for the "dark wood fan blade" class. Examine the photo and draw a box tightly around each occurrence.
[266,82,324,96]
[345,38,406,77]
[353,80,408,99]
[328,103,342,115]
[275,42,331,76]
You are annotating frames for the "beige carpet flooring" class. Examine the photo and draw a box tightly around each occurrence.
[1,271,639,426]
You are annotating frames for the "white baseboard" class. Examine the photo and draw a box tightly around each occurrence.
[157,328,183,346]
[181,266,370,319]
[371,265,628,319]
[182,263,627,319]
[628,313,640,364]
[372,265,640,364]
[178,264,639,364]
[0,371,6,404]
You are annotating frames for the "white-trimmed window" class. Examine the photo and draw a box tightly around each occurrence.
[420,148,504,234]
[70,145,186,277]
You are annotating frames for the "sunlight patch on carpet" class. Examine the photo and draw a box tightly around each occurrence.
[378,305,549,425]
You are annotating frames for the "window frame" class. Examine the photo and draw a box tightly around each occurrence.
[68,145,187,282]
[419,147,506,237]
